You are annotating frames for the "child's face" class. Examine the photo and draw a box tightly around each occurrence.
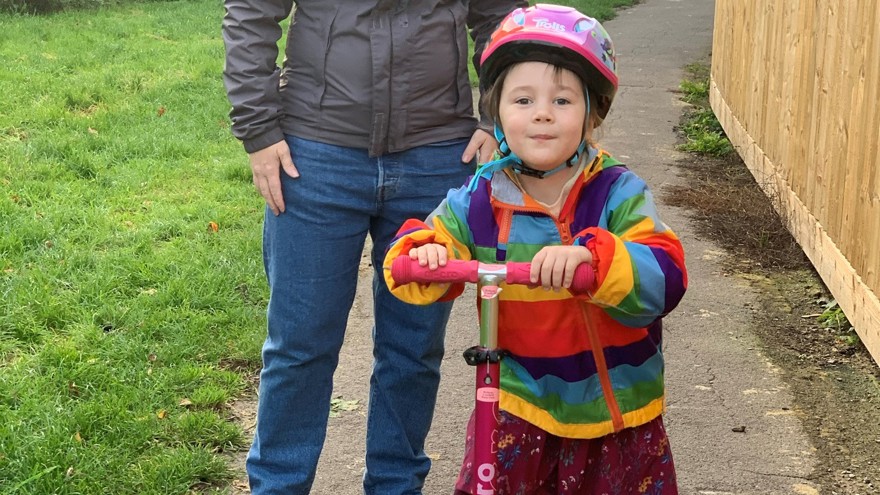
[498,62,587,172]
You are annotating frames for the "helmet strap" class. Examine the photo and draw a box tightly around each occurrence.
[511,140,588,179]
[466,124,522,191]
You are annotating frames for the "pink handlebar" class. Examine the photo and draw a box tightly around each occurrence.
[391,257,595,294]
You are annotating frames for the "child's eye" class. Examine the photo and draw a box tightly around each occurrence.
[514,97,532,105]
[554,98,572,105]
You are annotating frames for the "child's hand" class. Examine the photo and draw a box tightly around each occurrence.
[409,244,448,270]
[530,246,593,291]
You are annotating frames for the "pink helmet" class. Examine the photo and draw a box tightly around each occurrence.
[480,4,618,118]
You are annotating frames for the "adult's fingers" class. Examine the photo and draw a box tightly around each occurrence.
[461,133,482,164]
[462,128,498,165]
[277,143,299,180]
[253,174,280,216]
[248,141,289,215]
[477,137,499,165]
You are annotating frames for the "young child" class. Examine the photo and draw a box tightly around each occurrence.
[384,4,687,494]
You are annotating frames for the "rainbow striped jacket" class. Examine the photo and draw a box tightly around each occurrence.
[383,150,688,439]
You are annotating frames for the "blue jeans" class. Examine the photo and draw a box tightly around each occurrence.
[246,136,473,495]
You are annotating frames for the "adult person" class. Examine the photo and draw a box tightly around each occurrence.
[221,1,526,493]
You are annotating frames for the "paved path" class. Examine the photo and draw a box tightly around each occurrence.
[303,1,822,493]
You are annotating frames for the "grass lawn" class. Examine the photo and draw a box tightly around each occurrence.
[0,0,637,492]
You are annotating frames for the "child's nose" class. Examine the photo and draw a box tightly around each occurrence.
[532,103,554,122]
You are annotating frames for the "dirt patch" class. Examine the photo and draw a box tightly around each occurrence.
[665,147,880,495]
[753,270,880,495]
[226,398,256,494]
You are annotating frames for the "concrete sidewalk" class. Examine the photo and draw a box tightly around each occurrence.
[309,0,822,493]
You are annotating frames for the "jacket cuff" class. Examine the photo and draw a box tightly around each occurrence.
[243,128,286,154]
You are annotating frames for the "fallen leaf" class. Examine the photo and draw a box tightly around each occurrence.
[179,398,193,407]
[731,425,746,433]
[157,409,167,419]
[87,127,98,135]
[73,432,82,443]
[157,106,166,117]
[208,221,219,233]
[329,397,359,418]
[148,353,157,362]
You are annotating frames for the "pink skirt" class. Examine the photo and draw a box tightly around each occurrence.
[454,411,677,495]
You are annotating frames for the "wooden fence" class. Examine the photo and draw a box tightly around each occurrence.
[709,0,880,364]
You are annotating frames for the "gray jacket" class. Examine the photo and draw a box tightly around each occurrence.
[222,0,525,155]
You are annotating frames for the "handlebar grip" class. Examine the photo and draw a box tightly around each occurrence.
[505,262,595,294]
[390,257,595,294]
[391,257,479,285]
[503,262,533,286]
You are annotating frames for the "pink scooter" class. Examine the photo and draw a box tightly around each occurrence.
[391,257,594,494]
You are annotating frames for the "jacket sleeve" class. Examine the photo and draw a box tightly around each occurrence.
[468,0,529,128]
[573,170,688,327]
[222,0,294,153]
[383,187,475,305]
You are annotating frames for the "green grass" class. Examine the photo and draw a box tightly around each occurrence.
[0,0,639,492]
[0,1,264,493]
[677,63,734,157]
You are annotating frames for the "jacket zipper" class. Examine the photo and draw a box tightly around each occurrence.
[490,158,624,431]
[494,197,625,431]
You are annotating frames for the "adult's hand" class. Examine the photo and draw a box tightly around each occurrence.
[462,128,498,165]
[248,140,299,216]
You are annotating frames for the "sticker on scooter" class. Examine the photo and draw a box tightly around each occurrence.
[476,387,499,402]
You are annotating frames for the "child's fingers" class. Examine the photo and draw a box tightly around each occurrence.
[413,248,430,266]
[540,256,563,290]
[561,257,580,289]
[426,248,441,270]
[407,245,448,269]
[549,256,580,291]
[436,248,448,267]
[530,250,547,284]
[551,258,569,291]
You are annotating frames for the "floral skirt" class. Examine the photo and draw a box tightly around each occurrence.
[454,411,677,495]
